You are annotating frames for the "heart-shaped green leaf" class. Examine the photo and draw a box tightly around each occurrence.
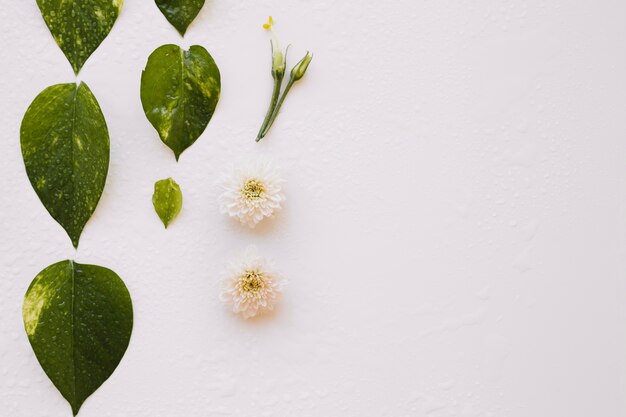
[37,0,124,74]
[141,44,221,161]
[21,83,110,248]
[155,0,205,36]
[152,177,183,228]
[23,260,133,416]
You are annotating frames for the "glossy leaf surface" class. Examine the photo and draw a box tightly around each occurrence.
[155,0,205,35]
[141,44,221,160]
[37,0,123,74]
[152,177,183,228]
[23,260,133,416]
[21,83,110,248]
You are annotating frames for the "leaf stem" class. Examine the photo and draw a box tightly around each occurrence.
[259,78,295,140]
[256,74,284,142]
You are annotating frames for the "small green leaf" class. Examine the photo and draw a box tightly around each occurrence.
[23,260,133,416]
[141,44,221,161]
[20,82,110,248]
[152,177,183,228]
[36,0,124,74]
[155,0,205,36]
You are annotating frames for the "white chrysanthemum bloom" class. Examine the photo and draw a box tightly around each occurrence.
[220,246,286,319]
[218,160,285,227]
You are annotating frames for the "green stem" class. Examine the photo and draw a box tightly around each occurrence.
[256,75,284,142]
[259,78,295,139]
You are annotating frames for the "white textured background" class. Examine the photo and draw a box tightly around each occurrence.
[1,1,625,416]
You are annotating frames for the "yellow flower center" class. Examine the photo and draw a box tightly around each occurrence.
[242,178,266,201]
[239,271,267,298]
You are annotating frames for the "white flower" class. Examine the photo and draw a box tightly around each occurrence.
[218,160,285,227]
[220,246,286,319]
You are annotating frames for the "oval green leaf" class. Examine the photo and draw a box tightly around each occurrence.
[141,44,221,161]
[152,177,183,228]
[23,260,133,416]
[37,0,123,74]
[20,82,110,248]
[155,0,205,36]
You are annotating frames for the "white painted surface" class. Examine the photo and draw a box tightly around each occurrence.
[1,1,625,416]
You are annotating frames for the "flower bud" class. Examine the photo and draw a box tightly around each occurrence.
[290,51,313,81]
[271,41,286,77]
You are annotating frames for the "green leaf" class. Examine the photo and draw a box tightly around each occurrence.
[155,0,205,36]
[36,0,123,74]
[152,177,183,228]
[141,44,221,161]
[23,260,133,416]
[20,83,110,248]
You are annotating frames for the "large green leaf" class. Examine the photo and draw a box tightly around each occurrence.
[23,260,133,416]
[155,0,205,36]
[141,44,221,161]
[37,0,123,74]
[20,83,110,248]
[152,177,183,228]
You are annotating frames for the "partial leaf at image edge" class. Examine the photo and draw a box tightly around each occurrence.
[141,44,221,161]
[23,260,133,416]
[20,82,110,248]
[36,0,124,74]
[155,0,206,36]
[152,177,183,228]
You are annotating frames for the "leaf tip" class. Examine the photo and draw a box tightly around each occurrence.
[71,60,84,76]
